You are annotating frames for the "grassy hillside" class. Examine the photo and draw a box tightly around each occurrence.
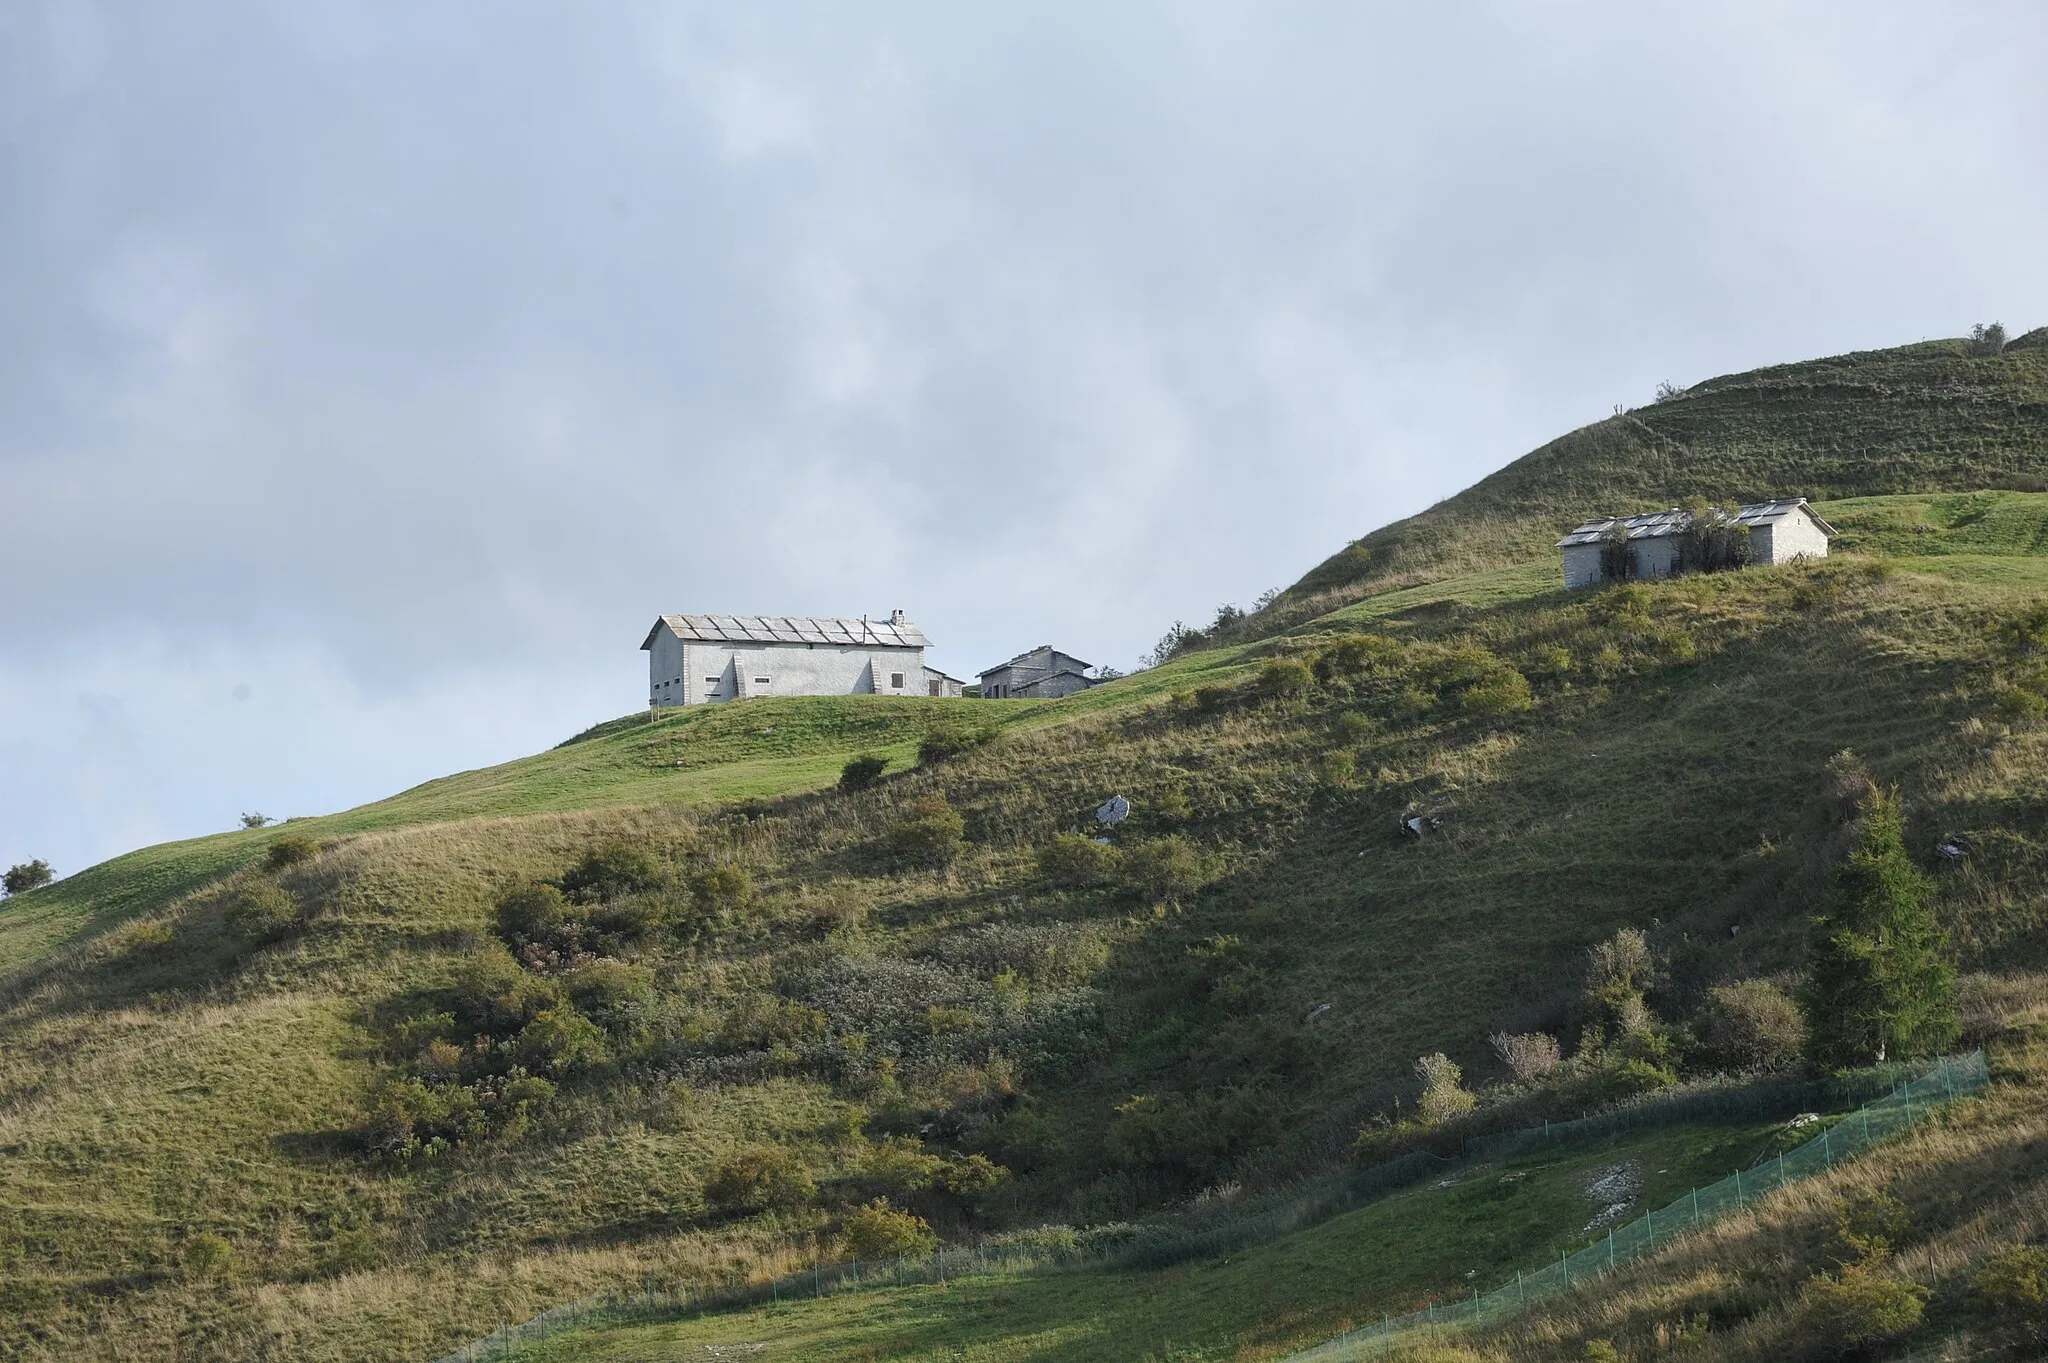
[1276,331,2048,621]
[8,440,2048,1356]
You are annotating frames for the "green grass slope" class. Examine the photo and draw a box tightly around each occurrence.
[7,367,2048,1361]
[0,695,1040,973]
[521,1118,1794,1362]
[1278,331,2048,619]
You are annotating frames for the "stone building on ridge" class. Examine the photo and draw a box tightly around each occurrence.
[1555,498,1834,590]
[978,645,1098,700]
[641,611,959,707]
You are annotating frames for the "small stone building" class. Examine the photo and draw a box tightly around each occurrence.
[978,645,1096,700]
[923,666,969,698]
[1556,498,1835,590]
[641,611,944,707]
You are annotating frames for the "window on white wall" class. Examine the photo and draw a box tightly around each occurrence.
[890,673,904,688]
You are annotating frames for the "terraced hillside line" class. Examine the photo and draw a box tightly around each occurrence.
[1279,1053,1989,1362]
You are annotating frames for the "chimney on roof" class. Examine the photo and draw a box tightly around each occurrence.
[889,608,906,626]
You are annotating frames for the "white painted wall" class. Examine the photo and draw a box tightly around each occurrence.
[650,633,927,707]
[1753,508,1831,564]
[1562,543,1605,589]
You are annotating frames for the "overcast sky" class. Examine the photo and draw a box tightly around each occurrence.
[4,3,2046,881]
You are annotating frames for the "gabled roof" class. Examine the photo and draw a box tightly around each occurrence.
[1555,497,1835,548]
[978,644,1092,680]
[641,614,929,651]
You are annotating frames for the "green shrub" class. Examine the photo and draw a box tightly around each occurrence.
[511,1008,609,1075]
[686,864,752,915]
[563,960,655,1033]
[1317,750,1356,788]
[1797,1262,1927,1353]
[494,882,572,946]
[1336,711,1378,744]
[1695,980,1806,1073]
[1582,1343,1621,1363]
[1457,668,1533,716]
[918,727,992,765]
[1992,680,2048,724]
[1258,656,1315,698]
[1316,633,1401,679]
[445,955,564,1038]
[840,754,889,791]
[1971,1243,2048,1343]
[888,796,966,870]
[222,881,300,940]
[1037,833,1121,888]
[1105,1087,1278,1181]
[182,1232,236,1281]
[840,1198,938,1260]
[558,842,665,901]
[3,858,55,896]
[1414,1053,1475,1126]
[263,835,320,870]
[1120,835,1217,903]
[706,1146,816,1214]
[935,1152,1010,1199]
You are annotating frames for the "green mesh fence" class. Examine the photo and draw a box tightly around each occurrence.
[428,1054,1985,1363]
[1279,1052,1989,1362]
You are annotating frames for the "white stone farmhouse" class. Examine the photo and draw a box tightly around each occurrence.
[1555,498,1835,590]
[641,611,957,707]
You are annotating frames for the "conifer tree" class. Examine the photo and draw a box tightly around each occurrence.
[1801,789,1957,1067]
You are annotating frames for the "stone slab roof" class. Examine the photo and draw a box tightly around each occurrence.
[641,614,929,650]
[1555,497,1835,548]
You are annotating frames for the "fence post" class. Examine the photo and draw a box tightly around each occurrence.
[1734,1169,1743,1205]
[1690,1187,1700,1229]
[1823,1126,1832,1166]
[1561,1250,1570,1287]
[1607,1229,1615,1269]
[1518,1271,1525,1304]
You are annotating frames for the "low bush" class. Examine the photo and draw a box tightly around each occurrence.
[1317,750,1355,788]
[840,754,889,791]
[888,797,966,870]
[1457,668,1533,717]
[364,1069,556,1157]
[1119,835,1217,903]
[706,1146,816,1214]
[1106,1087,1279,1181]
[263,835,320,870]
[1695,979,1806,1072]
[1795,1262,1927,1354]
[563,960,655,1034]
[1258,656,1314,698]
[511,1008,609,1076]
[918,727,992,765]
[1970,1243,2048,1344]
[182,1232,236,1281]
[1415,1052,1476,1125]
[494,883,572,947]
[1489,1031,1561,1083]
[1037,833,1121,888]
[840,1198,937,1260]
[686,864,752,916]
[559,842,665,901]
[222,881,300,940]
